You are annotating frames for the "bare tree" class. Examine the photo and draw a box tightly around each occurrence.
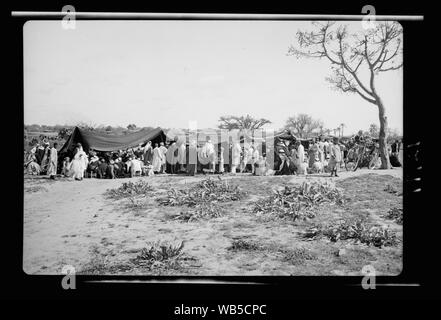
[284,113,323,139]
[218,114,272,130]
[288,21,403,168]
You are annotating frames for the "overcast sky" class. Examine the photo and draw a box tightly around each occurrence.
[23,20,402,135]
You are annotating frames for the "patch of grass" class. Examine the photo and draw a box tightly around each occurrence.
[303,220,398,248]
[174,202,223,222]
[129,240,187,273]
[227,239,264,251]
[383,207,403,224]
[105,180,154,200]
[24,185,48,193]
[79,241,194,275]
[158,177,246,207]
[280,247,317,264]
[158,177,247,221]
[252,181,345,221]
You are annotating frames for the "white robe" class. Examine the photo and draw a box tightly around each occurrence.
[297,144,305,167]
[231,143,241,166]
[177,143,186,164]
[152,147,163,172]
[70,148,87,179]
[47,147,58,176]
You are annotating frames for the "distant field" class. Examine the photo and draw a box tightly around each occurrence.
[26,131,59,137]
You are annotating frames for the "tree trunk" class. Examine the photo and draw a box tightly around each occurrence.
[377,99,391,169]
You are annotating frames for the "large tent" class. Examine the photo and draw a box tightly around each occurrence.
[59,126,167,154]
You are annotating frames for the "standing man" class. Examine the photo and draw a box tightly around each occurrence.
[47,142,58,179]
[317,136,325,167]
[143,141,153,166]
[329,137,342,177]
[231,140,241,174]
[159,142,168,173]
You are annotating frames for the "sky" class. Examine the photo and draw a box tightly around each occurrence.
[23,20,403,135]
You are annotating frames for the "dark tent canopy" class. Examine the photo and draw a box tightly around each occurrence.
[59,126,166,154]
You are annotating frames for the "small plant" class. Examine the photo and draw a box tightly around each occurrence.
[157,177,246,207]
[383,207,403,224]
[105,180,154,199]
[281,248,316,264]
[303,220,398,248]
[253,181,345,221]
[227,239,263,251]
[134,240,185,262]
[174,202,223,222]
[130,240,186,272]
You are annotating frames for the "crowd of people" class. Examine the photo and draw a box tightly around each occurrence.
[24,134,402,181]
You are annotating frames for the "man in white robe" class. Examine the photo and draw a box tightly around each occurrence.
[177,141,187,173]
[231,141,241,174]
[152,143,163,173]
[47,142,58,179]
[159,142,167,173]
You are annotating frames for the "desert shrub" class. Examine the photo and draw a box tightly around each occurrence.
[105,180,154,199]
[383,207,403,224]
[130,240,186,271]
[174,202,223,222]
[280,248,316,264]
[303,220,398,248]
[253,181,345,221]
[158,177,246,221]
[227,239,263,251]
[158,177,246,207]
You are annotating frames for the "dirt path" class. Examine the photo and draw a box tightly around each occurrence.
[23,168,402,275]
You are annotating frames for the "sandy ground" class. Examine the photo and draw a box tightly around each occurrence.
[23,167,403,275]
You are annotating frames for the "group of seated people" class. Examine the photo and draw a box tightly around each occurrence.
[25,135,403,180]
[61,148,154,179]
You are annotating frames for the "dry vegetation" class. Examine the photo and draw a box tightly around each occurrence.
[24,170,403,276]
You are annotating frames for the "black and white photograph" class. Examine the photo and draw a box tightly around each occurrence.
[21,18,407,278]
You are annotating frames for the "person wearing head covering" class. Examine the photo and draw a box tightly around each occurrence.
[40,142,51,174]
[158,142,167,173]
[143,141,153,166]
[107,159,116,179]
[186,140,198,176]
[70,143,88,180]
[250,145,260,174]
[130,157,142,177]
[254,156,267,176]
[200,137,216,174]
[152,143,164,173]
[177,140,187,173]
[231,140,241,174]
[329,137,342,177]
[308,140,319,170]
[275,148,292,175]
[296,140,305,169]
[166,141,179,174]
[26,153,41,175]
[35,143,45,165]
[218,146,225,174]
[47,142,58,179]
[61,157,71,177]
[97,158,108,179]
